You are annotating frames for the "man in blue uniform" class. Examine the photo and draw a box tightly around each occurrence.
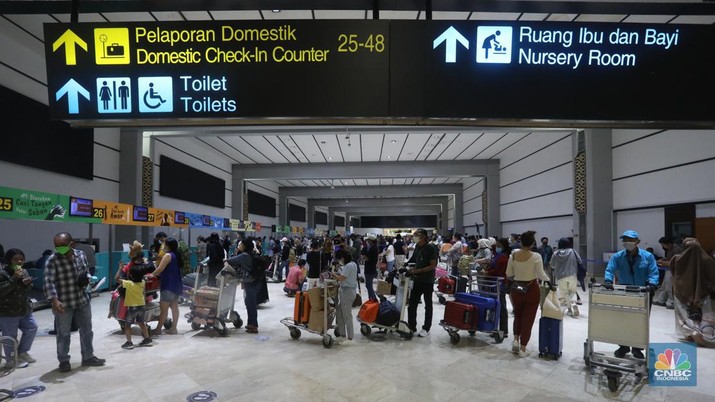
[604,230,659,359]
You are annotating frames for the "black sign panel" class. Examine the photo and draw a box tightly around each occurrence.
[44,21,389,120]
[44,20,715,124]
[417,21,715,122]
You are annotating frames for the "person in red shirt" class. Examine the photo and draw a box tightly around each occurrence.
[485,237,511,339]
[284,259,307,297]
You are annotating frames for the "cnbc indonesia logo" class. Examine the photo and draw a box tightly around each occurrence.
[652,346,696,386]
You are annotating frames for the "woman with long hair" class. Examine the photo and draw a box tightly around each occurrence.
[149,238,183,335]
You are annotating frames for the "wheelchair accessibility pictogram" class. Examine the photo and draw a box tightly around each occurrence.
[138,77,173,113]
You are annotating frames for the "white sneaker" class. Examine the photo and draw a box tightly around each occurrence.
[418,329,429,337]
[572,305,580,317]
[4,359,28,369]
[512,340,520,354]
[18,352,36,363]
[518,349,531,358]
[334,336,346,344]
[340,339,354,346]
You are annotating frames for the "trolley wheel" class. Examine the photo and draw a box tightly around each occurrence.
[607,375,618,392]
[449,332,461,345]
[322,335,333,349]
[191,321,201,331]
[289,327,301,340]
[230,311,243,328]
[468,330,476,336]
[164,319,172,330]
[215,319,228,337]
[401,329,414,341]
[438,295,446,305]
[360,324,371,337]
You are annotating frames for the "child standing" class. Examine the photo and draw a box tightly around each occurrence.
[121,266,152,349]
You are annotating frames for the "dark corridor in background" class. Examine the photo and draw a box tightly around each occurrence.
[0,85,93,180]
[159,155,225,208]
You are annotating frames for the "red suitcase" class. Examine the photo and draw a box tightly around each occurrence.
[438,276,456,294]
[443,301,478,330]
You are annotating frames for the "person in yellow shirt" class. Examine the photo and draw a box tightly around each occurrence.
[120,266,152,349]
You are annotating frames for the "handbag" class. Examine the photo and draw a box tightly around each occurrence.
[353,269,363,307]
[542,289,564,320]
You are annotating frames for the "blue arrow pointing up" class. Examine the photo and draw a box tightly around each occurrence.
[55,79,90,114]
[433,26,470,63]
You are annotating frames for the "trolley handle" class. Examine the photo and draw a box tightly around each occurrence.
[593,282,648,293]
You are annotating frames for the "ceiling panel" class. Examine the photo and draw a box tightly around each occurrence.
[182,11,212,20]
[623,15,676,24]
[439,133,478,160]
[367,10,419,20]
[397,133,429,161]
[382,133,407,162]
[547,14,579,22]
[416,132,446,160]
[261,10,313,20]
[194,136,240,164]
[360,134,384,162]
[262,135,298,164]
[432,12,471,20]
[471,12,521,21]
[519,13,550,21]
[456,132,504,159]
[252,135,296,164]
[151,11,185,21]
[53,13,107,23]
[314,10,366,20]
[220,137,262,164]
[103,12,155,22]
[366,179,380,186]
[5,14,54,40]
[210,10,262,20]
[426,132,461,161]
[672,15,715,24]
[339,133,362,162]
[479,132,529,159]
[313,134,342,162]
[291,135,324,163]
[575,14,627,23]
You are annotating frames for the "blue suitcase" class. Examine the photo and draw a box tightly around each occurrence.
[454,292,500,332]
[538,317,563,360]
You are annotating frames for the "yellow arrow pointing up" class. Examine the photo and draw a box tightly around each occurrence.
[52,29,87,65]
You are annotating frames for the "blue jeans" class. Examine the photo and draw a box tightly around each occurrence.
[244,281,259,328]
[0,312,38,357]
[386,260,395,273]
[365,273,378,300]
[55,302,95,363]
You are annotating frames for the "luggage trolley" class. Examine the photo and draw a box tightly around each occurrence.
[185,264,243,336]
[108,274,172,332]
[583,283,650,392]
[1,336,18,401]
[281,278,339,348]
[357,270,414,341]
[439,275,504,345]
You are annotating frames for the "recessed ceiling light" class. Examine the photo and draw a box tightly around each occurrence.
[328,156,332,160]
[387,155,391,159]
[391,140,396,144]
[272,9,281,13]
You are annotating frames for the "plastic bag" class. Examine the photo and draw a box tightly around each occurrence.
[542,289,564,320]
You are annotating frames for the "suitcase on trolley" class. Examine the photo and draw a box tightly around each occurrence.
[293,291,311,324]
[455,292,499,331]
[358,299,379,323]
[444,301,478,330]
[538,317,563,359]
[438,276,456,294]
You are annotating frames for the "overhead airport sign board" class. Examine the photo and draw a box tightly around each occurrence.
[44,21,715,124]
[44,21,389,120]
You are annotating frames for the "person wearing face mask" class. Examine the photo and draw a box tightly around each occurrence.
[653,236,682,309]
[485,238,511,339]
[406,228,439,338]
[332,249,358,345]
[227,239,260,333]
[44,232,105,373]
[605,230,659,359]
[0,249,38,368]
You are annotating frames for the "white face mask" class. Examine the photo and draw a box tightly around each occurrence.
[623,242,637,251]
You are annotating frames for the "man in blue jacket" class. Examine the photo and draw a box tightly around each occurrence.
[604,230,659,359]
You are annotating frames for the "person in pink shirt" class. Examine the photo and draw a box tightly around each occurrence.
[284,259,307,297]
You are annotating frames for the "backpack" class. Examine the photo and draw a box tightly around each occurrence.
[252,254,271,280]
[458,255,475,275]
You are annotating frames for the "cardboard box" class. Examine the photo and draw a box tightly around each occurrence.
[377,280,391,295]
[307,287,324,310]
[308,309,334,333]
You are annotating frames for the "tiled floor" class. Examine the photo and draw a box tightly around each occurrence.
[2,280,714,402]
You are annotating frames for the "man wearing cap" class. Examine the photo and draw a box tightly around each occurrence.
[604,230,659,359]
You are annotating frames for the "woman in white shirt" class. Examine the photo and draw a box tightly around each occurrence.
[506,230,550,358]
[384,238,396,274]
